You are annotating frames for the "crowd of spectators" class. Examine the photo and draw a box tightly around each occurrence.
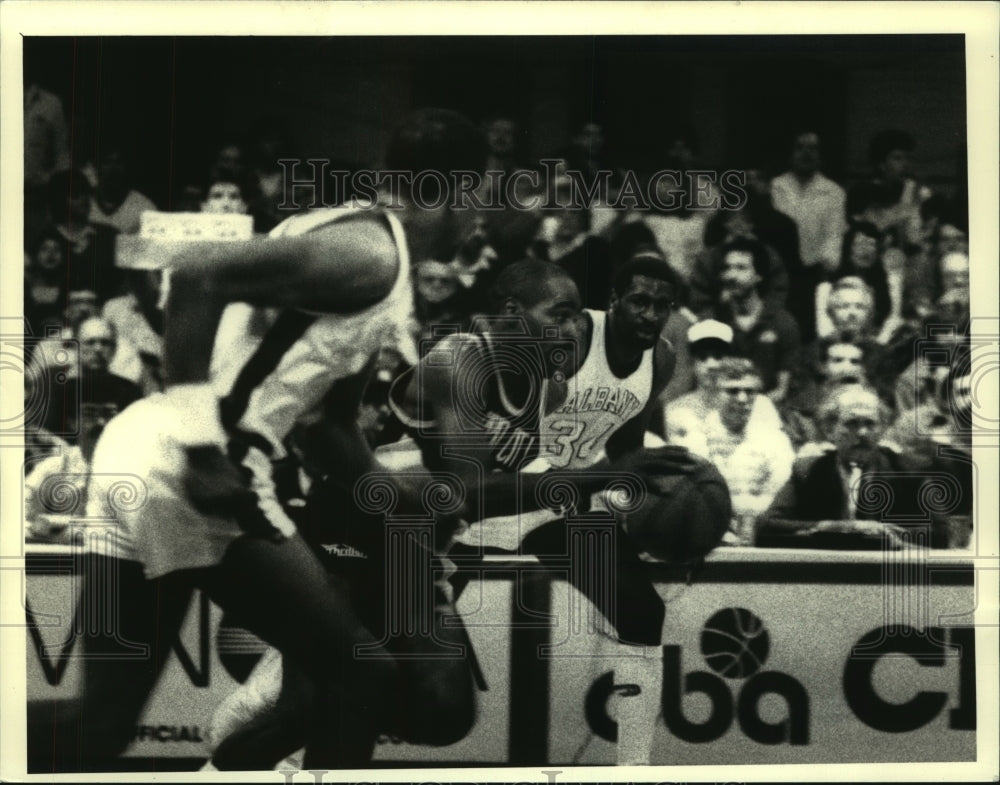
[21,90,974,550]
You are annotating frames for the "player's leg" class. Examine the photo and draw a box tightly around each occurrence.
[308,473,478,748]
[521,517,665,646]
[210,655,316,770]
[521,517,665,764]
[198,532,398,768]
[372,553,477,747]
[67,553,195,771]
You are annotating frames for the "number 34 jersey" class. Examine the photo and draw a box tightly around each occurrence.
[539,309,654,470]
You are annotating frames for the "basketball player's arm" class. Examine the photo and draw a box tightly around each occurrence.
[603,336,679,463]
[419,339,612,520]
[164,220,399,387]
[293,361,381,483]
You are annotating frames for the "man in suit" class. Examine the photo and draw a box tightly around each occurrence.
[758,384,960,548]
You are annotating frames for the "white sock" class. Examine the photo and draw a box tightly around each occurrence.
[614,648,663,766]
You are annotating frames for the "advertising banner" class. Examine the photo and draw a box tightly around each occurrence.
[25,548,975,764]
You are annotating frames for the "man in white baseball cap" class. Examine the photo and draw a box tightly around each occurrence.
[664,319,783,451]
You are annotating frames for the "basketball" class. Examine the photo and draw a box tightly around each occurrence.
[700,607,770,679]
[623,453,731,563]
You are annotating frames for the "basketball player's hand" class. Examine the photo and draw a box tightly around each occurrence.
[804,519,908,548]
[614,445,700,478]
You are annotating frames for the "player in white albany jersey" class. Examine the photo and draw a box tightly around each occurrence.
[391,254,687,633]
[539,248,681,471]
[55,109,486,773]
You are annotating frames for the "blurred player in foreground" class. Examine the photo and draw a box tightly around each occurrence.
[53,109,487,772]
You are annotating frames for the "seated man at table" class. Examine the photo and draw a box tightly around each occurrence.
[758,384,958,549]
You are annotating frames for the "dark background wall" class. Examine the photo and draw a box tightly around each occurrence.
[24,35,966,208]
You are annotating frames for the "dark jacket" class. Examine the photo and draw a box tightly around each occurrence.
[759,446,966,548]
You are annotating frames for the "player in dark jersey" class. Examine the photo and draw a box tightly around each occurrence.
[389,256,696,645]
[385,256,701,765]
[44,109,486,773]
[201,256,701,769]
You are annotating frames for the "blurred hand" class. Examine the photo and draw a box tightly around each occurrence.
[614,445,701,478]
[801,519,908,548]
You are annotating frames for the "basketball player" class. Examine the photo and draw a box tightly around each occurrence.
[58,109,486,773]
[390,255,694,641]
[389,256,699,766]
[205,256,699,768]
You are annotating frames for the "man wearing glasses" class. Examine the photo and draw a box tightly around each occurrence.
[758,384,954,548]
[697,357,794,545]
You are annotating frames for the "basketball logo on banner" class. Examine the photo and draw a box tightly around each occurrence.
[700,607,770,679]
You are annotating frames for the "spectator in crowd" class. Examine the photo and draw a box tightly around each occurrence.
[887,254,974,396]
[201,177,251,215]
[883,338,974,535]
[22,356,70,468]
[24,58,71,245]
[532,183,613,310]
[821,276,876,342]
[566,120,625,236]
[358,348,407,449]
[698,358,795,544]
[711,238,801,403]
[770,131,847,338]
[439,214,500,317]
[480,116,531,224]
[172,184,206,213]
[639,129,717,285]
[758,384,956,548]
[938,251,970,303]
[43,317,142,440]
[934,217,969,257]
[102,269,166,396]
[771,131,847,273]
[849,129,930,253]
[906,197,968,317]
[25,401,117,542]
[884,356,970,465]
[484,116,522,176]
[804,277,893,401]
[784,338,875,449]
[209,142,246,185]
[89,150,158,235]
[24,229,71,332]
[821,222,901,342]
[690,175,793,317]
[703,164,802,283]
[563,119,626,190]
[890,308,968,414]
[479,173,544,269]
[413,259,470,344]
[244,115,299,232]
[28,289,103,390]
[665,319,784,448]
[46,168,123,301]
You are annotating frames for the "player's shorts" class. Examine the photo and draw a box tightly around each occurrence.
[86,394,298,580]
